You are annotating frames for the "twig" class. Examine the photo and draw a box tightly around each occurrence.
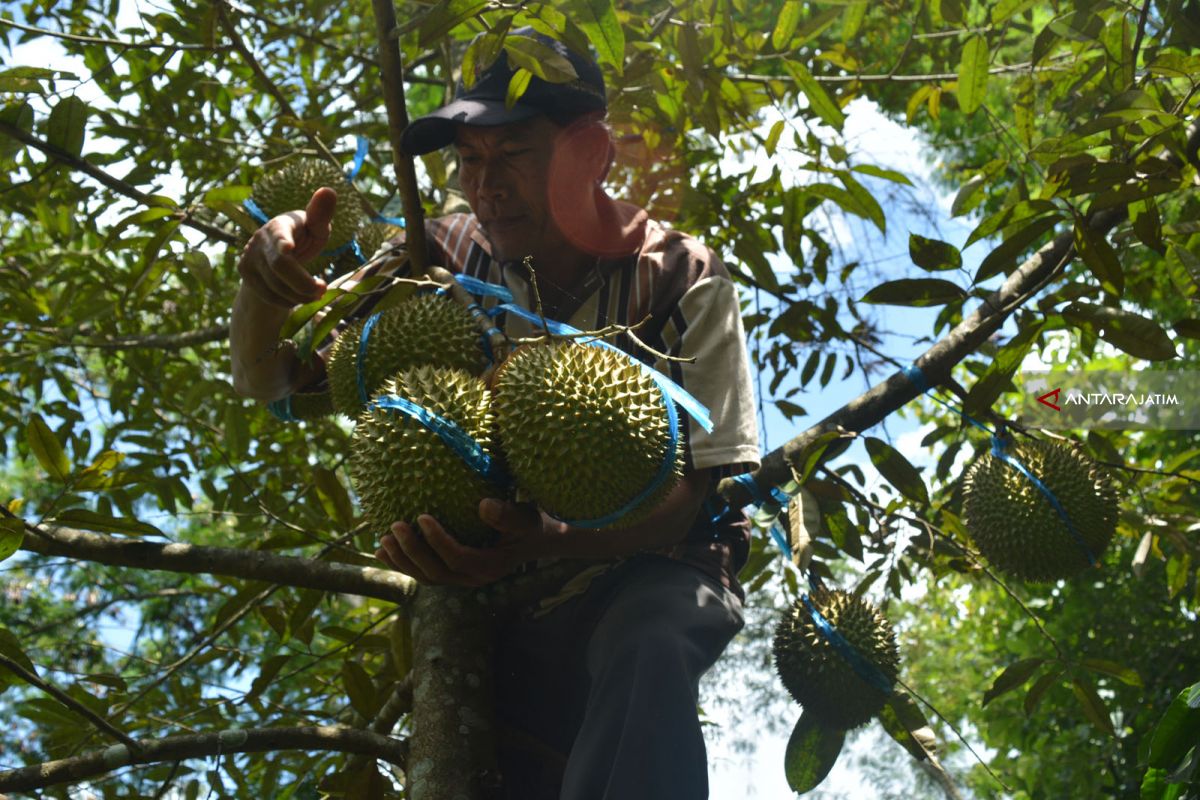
[0,15,232,50]
[0,121,237,244]
[895,677,1013,793]
[0,653,142,752]
[0,726,408,794]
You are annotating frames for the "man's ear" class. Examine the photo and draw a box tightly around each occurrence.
[556,121,615,184]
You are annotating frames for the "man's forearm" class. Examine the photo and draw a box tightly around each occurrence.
[230,285,301,400]
[533,469,713,561]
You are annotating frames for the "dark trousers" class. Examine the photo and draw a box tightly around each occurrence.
[494,555,745,800]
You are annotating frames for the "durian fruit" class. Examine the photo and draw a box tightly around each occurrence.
[961,438,1118,581]
[327,294,487,418]
[286,391,334,421]
[333,220,403,277]
[349,366,502,547]
[491,341,682,527]
[772,588,900,730]
[251,157,366,259]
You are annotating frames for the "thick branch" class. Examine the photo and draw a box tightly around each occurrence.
[721,116,1200,507]
[21,524,416,604]
[79,325,230,351]
[371,0,429,274]
[0,121,237,244]
[0,726,408,794]
[730,58,1069,85]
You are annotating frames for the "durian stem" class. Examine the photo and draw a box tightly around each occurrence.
[428,265,511,363]
[407,585,499,800]
[371,0,429,276]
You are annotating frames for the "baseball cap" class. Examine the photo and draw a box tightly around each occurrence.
[400,27,607,156]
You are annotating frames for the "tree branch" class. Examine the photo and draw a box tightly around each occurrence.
[0,653,141,752]
[372,0,429,274]
[20,523,417,604]
[0,726,408,794]
[0,121,238,245]
[72,325,230,351]
[0,15,233,51]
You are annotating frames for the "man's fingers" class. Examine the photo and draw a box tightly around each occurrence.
[394,521,457,584]
[292,187,336,261]
[479,499,542,535]
[378,532,433,583]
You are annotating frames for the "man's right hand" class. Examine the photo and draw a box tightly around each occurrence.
[237,187,337,307]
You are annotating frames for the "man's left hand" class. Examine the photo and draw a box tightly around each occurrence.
[375,499,554,587]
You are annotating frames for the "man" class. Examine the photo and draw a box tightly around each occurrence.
[231,29,759,799]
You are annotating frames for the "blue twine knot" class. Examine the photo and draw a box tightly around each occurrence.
[267,395,296,422]
[902,363,930,394]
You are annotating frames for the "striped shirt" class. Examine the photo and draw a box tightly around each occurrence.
[312,207,761,597]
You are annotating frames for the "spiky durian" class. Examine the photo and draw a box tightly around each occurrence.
[327,294,487,418]
[349,366,502,547]
[491,341,682,527]
[772,589,900,730]
[961,438,1118,581]
[251,157,365,259]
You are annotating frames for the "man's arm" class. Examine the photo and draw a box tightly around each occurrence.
[230,188,336,400]
[374,468,714,588]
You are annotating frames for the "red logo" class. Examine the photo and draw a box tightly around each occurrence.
[1037,388,1061,411]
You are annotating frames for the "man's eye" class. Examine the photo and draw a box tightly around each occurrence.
[503,149,530,158]
[460,155,481,165]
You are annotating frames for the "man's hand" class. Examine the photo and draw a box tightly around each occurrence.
[375,499,553,588]
[237,187,337,308]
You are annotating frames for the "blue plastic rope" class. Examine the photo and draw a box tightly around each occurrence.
[902,363,931,394]
[561,378,680,530]
[454,273,516,302]
[243,197,270,225]
[346,136,369,181]
[770,521,793,560]
[989,434,1096,566]
[372,395,506,484]
[356,312,382,405]
[800,593,895,694]
[267,395,296,422]
[497,302,715,434]
[731,472,770,507]
[371,213,407,227]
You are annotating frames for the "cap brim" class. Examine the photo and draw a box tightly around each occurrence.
[400,98,543,156]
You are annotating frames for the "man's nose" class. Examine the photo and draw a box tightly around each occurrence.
[476,159,510,200]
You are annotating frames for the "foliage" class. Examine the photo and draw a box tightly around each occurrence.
[1,0,1198,797]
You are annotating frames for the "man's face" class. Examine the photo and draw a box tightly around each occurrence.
[454,117,565,262]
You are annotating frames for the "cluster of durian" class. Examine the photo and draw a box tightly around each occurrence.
[961,438,1119,581]
[297,292,680,544]
[772,588,900,730]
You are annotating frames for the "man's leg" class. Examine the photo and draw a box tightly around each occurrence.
[559,556,745,800]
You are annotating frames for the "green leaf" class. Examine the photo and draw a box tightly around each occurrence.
[1072,677,1116,736]
[1081,658,1143,687]
[957,35,990,115]
[1173,319,1200,340]
[203,185,252,206]
[1063,302,1177,361]
[909,234,962,272]
[852,164,913,186]
[46,96,89,157]
[1147,681,1200,769]
[0,518,23,564]
[341,661,378,720]
[1074,223,1125,297]
[784,61,845,132]
[864,437,929,505]
[787,487,821,568]
[861,278,967,307]
[577,0,624,74]
[764,119,786,156]
[503,35,579,83]
[0,101,34,159]
[27,413,70,481]
[984,658,1046,707]
[0,627,37,692]
[772,1,803,50]
[975,215,1060,283]
[783,711,846,793]
[842,1,868,39]
[313,466,355,530]
[505,68,533,109]
[1024,668,1063,715]
[417,0,489,47]
[965,200,1060,249]
[879,692,937,761]
[52,509,163,538]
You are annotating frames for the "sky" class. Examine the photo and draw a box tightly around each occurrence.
[2,8,1027,798]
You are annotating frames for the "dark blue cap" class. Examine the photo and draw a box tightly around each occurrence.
[400,27,607,156]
